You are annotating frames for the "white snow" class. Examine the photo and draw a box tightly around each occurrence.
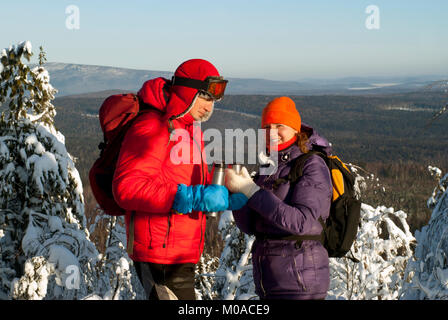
[21,41,32,55]
[348,83,400,91]
[209,210,257,300]
[327,204,415,300]
[48,245,79,286]
[48,216,63,233]
[400,170,448,299]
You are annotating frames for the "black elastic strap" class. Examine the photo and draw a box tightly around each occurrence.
[256,232,324,242]
[256,217,326,247]
[172,76,208,91]
[255,232,324,251]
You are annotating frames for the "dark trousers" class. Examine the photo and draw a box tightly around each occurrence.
[134,261,196,300]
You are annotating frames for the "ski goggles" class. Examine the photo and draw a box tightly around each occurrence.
[172,76,228,100]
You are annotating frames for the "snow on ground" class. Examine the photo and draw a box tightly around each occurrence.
[400,169,448,299]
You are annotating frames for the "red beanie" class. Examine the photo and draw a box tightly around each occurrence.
[261,97,301,132]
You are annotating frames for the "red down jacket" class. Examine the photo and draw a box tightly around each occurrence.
[112,59,220,264]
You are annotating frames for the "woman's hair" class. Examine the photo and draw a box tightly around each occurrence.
[296,131,310,154]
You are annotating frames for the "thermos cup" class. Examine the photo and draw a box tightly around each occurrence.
[231,163,242,175]
[208,162,226,218]
[207,162,242,218]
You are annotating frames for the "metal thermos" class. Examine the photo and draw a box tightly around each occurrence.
[208,162,226,218]
[207,162,244,218]
[231,163,242,175]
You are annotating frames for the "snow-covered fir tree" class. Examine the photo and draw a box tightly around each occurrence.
[0,41,92,299]
[327,204,415,300]
[211,211,256,300]
[399,167,448,299]
[84,212,145,300]
[194,252,220,300]
[0,41,144,300]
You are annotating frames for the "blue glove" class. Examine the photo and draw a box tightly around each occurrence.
[228,193,248,211]
[192,184,229,212]
[172,184,194,214]
[172,184,230,214]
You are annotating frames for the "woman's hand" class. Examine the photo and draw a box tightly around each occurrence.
[225,167,260,199]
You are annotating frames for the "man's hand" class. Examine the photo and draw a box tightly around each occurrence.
[172,184,230,214]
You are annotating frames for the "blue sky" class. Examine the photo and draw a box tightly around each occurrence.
[1,0,447,80]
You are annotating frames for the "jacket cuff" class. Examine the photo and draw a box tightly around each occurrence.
[245,184,261,198]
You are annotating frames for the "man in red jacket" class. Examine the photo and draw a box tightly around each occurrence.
[112,59,246,299]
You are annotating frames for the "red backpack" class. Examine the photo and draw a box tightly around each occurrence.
[89,93,149,216]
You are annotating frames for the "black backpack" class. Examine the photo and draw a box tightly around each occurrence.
[270,151,361,262]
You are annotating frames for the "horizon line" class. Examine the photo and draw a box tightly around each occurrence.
[34,61,448,83]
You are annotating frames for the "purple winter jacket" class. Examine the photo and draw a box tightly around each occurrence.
[232,124,333,300]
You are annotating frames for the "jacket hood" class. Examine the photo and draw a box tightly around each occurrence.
[137,59,221,127]
[301,122,332,156]
[137,77,169,112]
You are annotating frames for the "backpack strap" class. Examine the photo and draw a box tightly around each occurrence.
[255,218,325,249]
[136,94,162,113]
[272,150,326,190]
[292,151,327,180]
[268,151,329,247]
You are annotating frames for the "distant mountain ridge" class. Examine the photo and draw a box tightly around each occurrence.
[41,62,446,97]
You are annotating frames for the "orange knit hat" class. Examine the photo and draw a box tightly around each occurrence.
[261,97,301,132]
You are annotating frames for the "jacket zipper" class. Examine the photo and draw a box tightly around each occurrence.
[148,217,152,249]
[191,134,205,185]
[127,211,135,256]
[163,212,172,248]
[293,256,307,291]
[192,130,205,257]
[258,256,267,297]
[198,214,204,257]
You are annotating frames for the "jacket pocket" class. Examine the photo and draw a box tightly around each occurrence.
[257,250,307,295]
[299,242,326,291]
[162,212,172,248]
[147,216,153,249]
[127,211,136,255]
[257,256,267,298]
[292,255,307,291]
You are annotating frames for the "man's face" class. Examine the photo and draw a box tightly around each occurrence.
[189,94,214,122]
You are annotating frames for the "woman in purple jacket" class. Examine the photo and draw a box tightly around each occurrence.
[225,97,333,300]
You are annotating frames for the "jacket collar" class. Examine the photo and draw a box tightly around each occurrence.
[277,143,303,165]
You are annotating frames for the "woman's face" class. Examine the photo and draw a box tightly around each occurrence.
[263,123,298,147]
